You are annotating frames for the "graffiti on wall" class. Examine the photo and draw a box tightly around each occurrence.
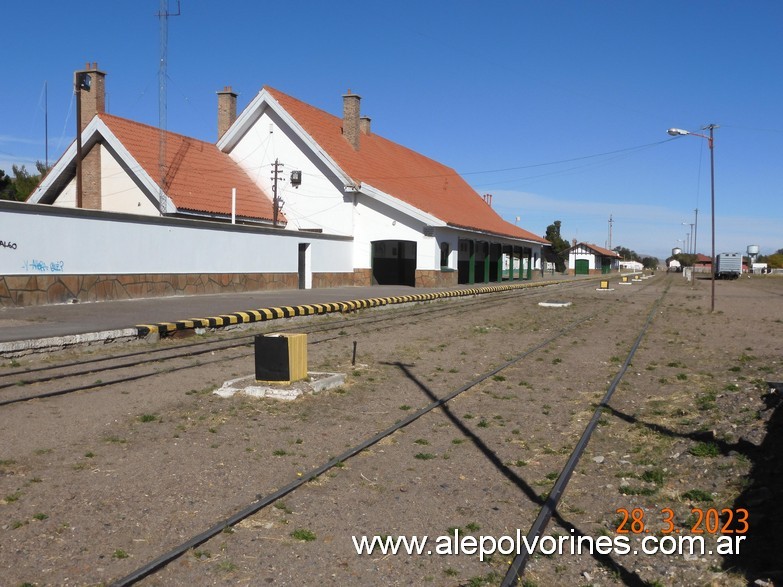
[22,260,65,273]
[0,240,18,250]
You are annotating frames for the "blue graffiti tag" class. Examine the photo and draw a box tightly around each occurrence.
[22,259,65,273]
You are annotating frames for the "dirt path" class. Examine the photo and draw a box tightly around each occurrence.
[1,275,781,586]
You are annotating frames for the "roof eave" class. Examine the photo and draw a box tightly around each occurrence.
[175,208,279,226]
[359,183,444,226]
[446,222,549,245]
[28,115,178,214]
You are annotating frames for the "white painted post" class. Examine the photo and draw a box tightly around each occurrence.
[231,187,236,224]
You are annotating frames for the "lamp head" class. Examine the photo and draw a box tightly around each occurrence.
[667,128,689,136]
[76,72,92,91]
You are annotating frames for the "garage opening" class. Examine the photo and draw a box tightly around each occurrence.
[372,240,416,286]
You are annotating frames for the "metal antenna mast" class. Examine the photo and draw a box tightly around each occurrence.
[157,0,181,215]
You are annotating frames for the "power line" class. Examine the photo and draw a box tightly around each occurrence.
[460,138,677,176]
[356,138,677,183]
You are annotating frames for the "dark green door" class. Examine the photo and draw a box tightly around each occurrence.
[575,259,589,275]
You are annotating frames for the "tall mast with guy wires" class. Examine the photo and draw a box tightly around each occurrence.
[157,0,181,215]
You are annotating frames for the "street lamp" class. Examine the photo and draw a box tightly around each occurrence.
[667,125,718,312]
[681,222,695,254]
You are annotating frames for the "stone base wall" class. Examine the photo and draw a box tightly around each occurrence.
[416,269,459,288]
[312,269,371,289]
[0,272,363,308]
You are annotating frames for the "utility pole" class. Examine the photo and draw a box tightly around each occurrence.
[271,158,284,227]
[608,214,614,250]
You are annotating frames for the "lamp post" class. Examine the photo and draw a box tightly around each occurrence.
[681,222,695,254]
[667,125,718,312]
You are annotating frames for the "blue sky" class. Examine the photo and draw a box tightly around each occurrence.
[3,1,781,260]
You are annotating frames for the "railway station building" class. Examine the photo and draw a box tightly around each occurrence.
[4,63,549,306]
[565,242,621,275]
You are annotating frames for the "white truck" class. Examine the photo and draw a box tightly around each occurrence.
[715,252,742,279]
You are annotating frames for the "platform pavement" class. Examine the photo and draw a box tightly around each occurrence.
[0,286,438,352]
[0,273,581,356]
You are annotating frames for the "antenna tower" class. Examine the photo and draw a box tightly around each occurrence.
[157,0,181,214]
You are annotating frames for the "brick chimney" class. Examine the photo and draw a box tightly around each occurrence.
[76,62,106,132]
[360,115,371,136]
[75,62,106,210]
[217,86,237,139]
[342,90,361,150]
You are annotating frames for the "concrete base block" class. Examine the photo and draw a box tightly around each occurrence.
[214,372,346,401]
[538,301,573,308]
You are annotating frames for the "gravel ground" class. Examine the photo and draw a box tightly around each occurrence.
[0,274,781,587]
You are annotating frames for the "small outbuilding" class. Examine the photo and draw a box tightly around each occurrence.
[565,242,621,275]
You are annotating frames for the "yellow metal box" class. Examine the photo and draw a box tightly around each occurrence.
[254,333,308,383]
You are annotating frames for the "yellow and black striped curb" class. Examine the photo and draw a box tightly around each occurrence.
[135,279,579,337]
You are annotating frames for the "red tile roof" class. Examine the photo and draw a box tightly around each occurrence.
[265,88,547,244]
[587,243,622,258]
[101,114,278,223]
[568,242,621,258]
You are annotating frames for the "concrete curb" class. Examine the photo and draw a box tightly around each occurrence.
[135,280,577,337]
[0,328,139,358]
[1,276,605,356]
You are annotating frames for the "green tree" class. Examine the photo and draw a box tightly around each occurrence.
[757,249,783,268]
[676,253,696,267]
[544,220,570,272]
[0,162,49,202]
[767,253,783,269]
[0,169,13,200]
[613,246,641,262]
[641,256,659,270]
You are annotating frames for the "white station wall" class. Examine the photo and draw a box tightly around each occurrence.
[228,107,355,236]
[52,145,160,215]
[0,202,353,276]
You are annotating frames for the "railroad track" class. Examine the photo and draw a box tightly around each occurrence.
[0,279,601,407]
[0,275,671,586]
[96,277,666,586]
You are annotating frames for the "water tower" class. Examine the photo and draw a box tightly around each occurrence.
[747,245,759,272]
[672,247,682,257]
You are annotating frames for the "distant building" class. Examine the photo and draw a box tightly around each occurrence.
[619,260,644,272]
[565,242,621,275]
